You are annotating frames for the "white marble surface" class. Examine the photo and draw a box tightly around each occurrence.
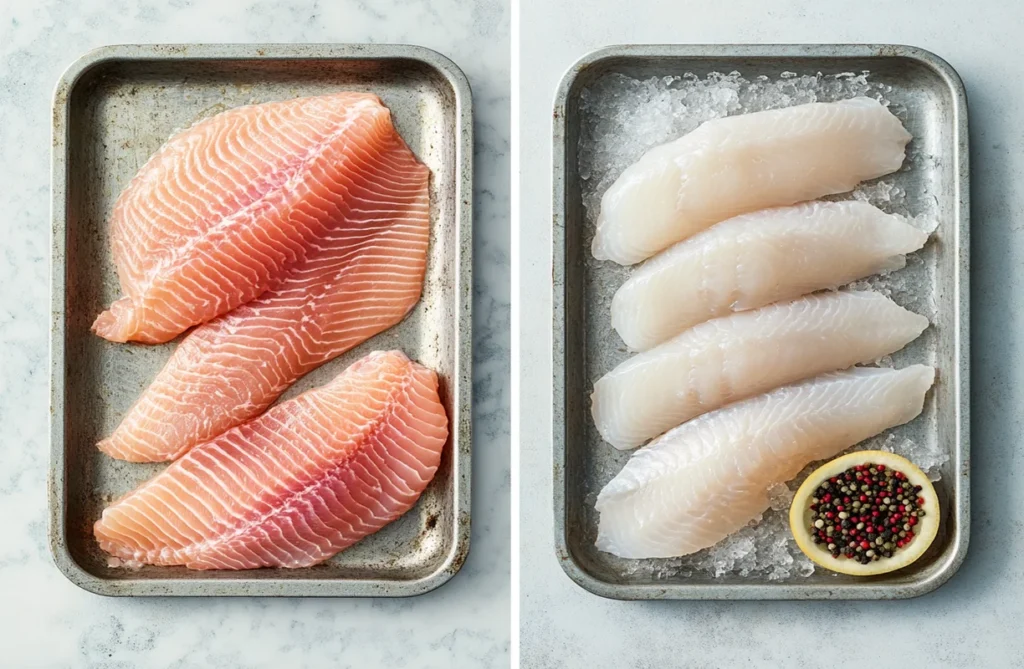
[520,1,1020,666]
[0,0,509,666]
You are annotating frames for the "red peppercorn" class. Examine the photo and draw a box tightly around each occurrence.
[859,495,867,502]
[843,497,851,504]
[898,505,906,512]
[872,510,880,517]
[860,540,870,550]
[909,517,918,526]
[877,464,885,471]
[906,531,915,539]
[825,512,834,519]
[823,494,832,502]
[830,477,838,483]
[896,487,904,494]
[836,505,844,512]
[897,539,905,548]
[916,497,924,505]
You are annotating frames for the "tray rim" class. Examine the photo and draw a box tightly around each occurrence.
[551,43,970,600]
[48,43,473,598]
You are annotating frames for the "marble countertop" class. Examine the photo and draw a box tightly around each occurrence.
[520,1,1021,666]
[0,0,509,666]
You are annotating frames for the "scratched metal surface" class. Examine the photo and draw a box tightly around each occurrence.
[552,44,969,599]
[50,43,473,597]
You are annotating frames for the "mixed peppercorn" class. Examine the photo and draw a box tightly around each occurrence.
[808,463,926,564]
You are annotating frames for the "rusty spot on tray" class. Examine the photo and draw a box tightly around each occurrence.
[446,515,472,575]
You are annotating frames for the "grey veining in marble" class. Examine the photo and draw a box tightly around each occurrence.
[0,0,509,666]
[520,0,1021,667]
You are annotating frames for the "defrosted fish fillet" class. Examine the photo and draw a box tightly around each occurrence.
[94,351,449,570]
[595,365,935,559]
[99,129,430,462]
[592,291,928,450]
[94,92,406,344]
[612,201,930,351]
[592,98,912,265]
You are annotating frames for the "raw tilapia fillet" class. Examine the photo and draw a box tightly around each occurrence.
[612,200,930,351]
[592,291,928,450]
[94,351,449,570]
[99,120,430,462]
[595,365,935,559]
[94,92,406,343]
[592,97,912,265]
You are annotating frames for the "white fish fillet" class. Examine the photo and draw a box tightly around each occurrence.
[592,98,912,265]
[611,201,930,351]
[595,365,935,559]
[592,290,928,450]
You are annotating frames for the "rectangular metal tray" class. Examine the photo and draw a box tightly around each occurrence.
[49,44,472,597]
[552,44,969,600]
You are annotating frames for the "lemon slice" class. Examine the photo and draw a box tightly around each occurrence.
[789,450,939,576]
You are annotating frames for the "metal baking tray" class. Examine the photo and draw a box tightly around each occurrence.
[552,44,969,600]
[49,44,472,597]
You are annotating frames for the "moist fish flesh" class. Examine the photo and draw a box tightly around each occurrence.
[592,98,912,265]
[98,128,430,462]
[612,201,930,351]
[94,92,408,344]
[94,351,448,569]
[592,290,928,450]
[595,365,935,559]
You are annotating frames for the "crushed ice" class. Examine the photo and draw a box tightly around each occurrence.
[877,433,949,481]
[583,71,946,581]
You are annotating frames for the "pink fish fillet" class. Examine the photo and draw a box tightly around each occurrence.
[94,350,448,570]
[93,92,404,344]
[98,115,430,462]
